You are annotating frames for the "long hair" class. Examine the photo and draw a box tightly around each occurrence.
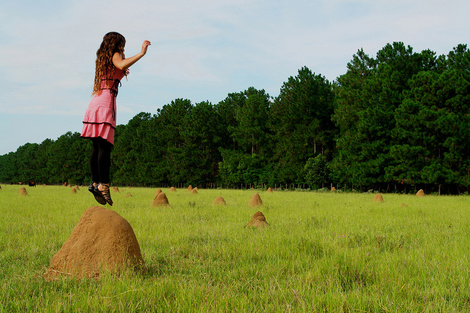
[92,32,126,95]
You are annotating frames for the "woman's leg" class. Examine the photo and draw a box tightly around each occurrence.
[90,138,100,183]
[96,137,113,184]
[88,138,107,205]
[94,137,114,205]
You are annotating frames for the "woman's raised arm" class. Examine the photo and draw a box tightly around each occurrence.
[112,40,151,71]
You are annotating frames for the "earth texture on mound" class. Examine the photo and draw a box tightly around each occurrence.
[416,189,425,196]
[249,193,263,207]
[246,211,269,228]
[373,193,384,202]
[212,196,226,205]
[152,192,169,206]
[46,206,143,279]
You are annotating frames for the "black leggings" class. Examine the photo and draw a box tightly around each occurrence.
[89,137,113,184]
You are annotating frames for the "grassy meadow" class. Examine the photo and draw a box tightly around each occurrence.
[0,184,469,312]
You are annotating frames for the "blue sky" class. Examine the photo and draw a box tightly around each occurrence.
[1,0,469,155]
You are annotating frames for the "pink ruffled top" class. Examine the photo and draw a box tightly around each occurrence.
[81,68,125,144]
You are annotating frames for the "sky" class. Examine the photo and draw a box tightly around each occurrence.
[1,0,469,156]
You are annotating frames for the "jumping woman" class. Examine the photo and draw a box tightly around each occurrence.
[81,32,150,205]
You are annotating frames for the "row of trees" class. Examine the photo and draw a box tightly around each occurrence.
[1,42,469,194]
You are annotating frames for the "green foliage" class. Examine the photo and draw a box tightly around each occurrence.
[270,67,335,184]
[303,154,330,189]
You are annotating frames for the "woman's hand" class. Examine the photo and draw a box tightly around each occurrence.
[141,40,151,56]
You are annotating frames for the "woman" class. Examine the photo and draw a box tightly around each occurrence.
[81,32,151,205]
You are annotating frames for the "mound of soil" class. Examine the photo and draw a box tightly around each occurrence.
[19,187,27,196]
[245,211,269,228]
[46,206,143,280]
[212,197,226,205]
[267,188,273,193]
[416,189,425,197]
[152,192,169,207]
[170,187,177,192]
[373,193,384,202]
[154,189,162,197]
[249,193,263,207]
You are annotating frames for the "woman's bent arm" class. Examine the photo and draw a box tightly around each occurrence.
[112,40,151,71]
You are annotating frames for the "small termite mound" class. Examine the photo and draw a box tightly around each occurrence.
[152,192,169,207]
[19,187,28,196]
[212,197,226,205]
[416,189,425,197]
[249,193,263,207]
[373,193,384,202]
[245,211,269,228]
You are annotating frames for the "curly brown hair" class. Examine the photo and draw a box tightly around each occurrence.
[92,32,126,95]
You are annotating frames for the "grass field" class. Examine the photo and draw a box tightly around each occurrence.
[1,185,469,312]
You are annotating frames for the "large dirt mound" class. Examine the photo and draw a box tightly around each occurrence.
[152,192,169,207]
[249,193,263,207]
[245,211,269,228]
[46,206,143,279]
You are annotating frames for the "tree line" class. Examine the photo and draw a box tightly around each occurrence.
[1,42,469,194]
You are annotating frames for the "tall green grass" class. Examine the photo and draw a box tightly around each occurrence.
[0,185,469,312]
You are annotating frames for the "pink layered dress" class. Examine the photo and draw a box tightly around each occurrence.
[81,68,125,145]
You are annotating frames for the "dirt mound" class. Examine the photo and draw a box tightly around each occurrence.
[46,206,143,279]
[212,197,226,205]
[152,192,169,207]
[249,193,263,207]
[191,189,198,194]
[245,211,269,228]
[416,189,425,196]
[170,187,177,192]
[267,187,273,193]
[19,187,27,196]
[373,193,384,202]
[154,189,162,197]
